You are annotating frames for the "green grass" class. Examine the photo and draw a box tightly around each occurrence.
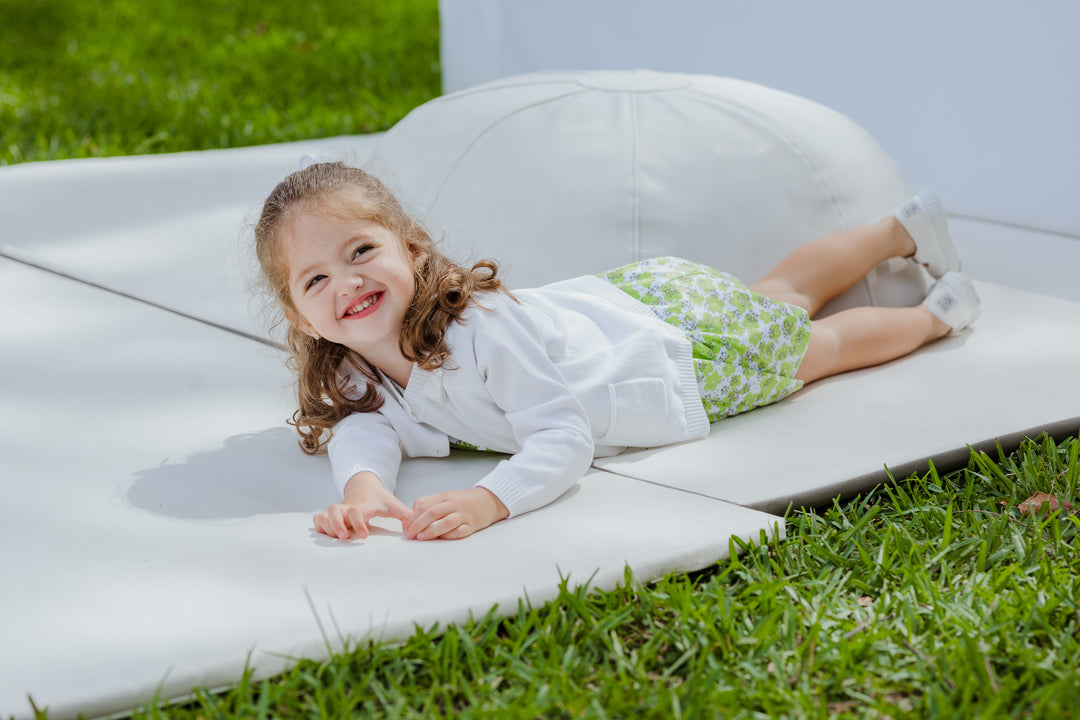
[45,433,1064,720]
[0,0,441,164]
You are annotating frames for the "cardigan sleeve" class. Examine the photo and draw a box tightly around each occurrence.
[327,409,403,496]
[468,297,596,517]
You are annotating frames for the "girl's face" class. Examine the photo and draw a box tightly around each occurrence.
[282,199,422,361]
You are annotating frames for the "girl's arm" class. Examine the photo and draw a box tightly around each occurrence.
[317,408,409,540]
[327,408,403,495]
[405,296,595,540]
[323,382,510,542]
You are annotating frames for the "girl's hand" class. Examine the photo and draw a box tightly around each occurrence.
[314,471,412,540]
[404,488,510,541]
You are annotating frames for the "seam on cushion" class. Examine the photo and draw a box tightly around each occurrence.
[432,74,585,103]
[630,92,641,260]
[419,89,586,212]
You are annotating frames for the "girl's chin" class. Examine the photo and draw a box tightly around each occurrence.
[337,325,401,354]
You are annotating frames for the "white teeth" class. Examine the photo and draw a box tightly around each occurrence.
[345,293,378,316]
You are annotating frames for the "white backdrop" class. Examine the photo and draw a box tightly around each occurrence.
[440,0,1080,240]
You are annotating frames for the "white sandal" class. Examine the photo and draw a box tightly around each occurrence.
[923,271,981,332]
[895,188,961,278]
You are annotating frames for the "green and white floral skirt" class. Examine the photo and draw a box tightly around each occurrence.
[597,256,812,422]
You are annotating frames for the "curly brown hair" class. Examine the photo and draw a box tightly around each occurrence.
[254,162,505,455]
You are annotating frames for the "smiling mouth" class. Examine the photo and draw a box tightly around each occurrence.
[343,292,382,318]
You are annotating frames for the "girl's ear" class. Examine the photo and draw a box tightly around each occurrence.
[286,310,319,340]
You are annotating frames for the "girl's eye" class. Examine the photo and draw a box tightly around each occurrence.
[352,243,373,260]
[304,274,326,291]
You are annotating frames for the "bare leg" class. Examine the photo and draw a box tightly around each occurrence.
[795,305,950,383]
[749,216,915,317]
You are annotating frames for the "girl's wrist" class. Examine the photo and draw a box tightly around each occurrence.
[342,471,384,502]
[477,487,510,523]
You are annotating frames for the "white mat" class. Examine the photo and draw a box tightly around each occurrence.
[597,280,1080,512]
[3,134,1078,719]
[0,258,781,720]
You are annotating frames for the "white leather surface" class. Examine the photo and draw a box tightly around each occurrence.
[597,280,1080,512]
[950,217,1080,304]
[440,0,1080,239]
[0,135,382,341]
[370,70,928,314]
[0,258,782,720]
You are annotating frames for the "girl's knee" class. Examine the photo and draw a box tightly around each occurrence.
[794,322,840,383]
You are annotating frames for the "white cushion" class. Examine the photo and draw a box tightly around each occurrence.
[370,69,927,313]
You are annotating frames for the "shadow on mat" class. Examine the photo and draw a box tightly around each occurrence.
[127,427,338,519]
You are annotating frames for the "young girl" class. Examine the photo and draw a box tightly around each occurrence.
[255,162,980,543]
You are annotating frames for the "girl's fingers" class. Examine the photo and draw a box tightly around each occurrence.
[416,512,463,541]
[315,500,477,541]
[382,495,413,522]
[316,499,409,541]
[405,503,446,540]
[326,504,351,540]
[440,523,474,541]
[345,506,370,539]
[314,509,345,539]
[313,504,367,540]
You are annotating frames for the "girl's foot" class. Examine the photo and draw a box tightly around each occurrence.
[923,271,981,332]
[895,189,961,278]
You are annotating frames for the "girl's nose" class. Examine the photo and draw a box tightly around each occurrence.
[339,274,363,295]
